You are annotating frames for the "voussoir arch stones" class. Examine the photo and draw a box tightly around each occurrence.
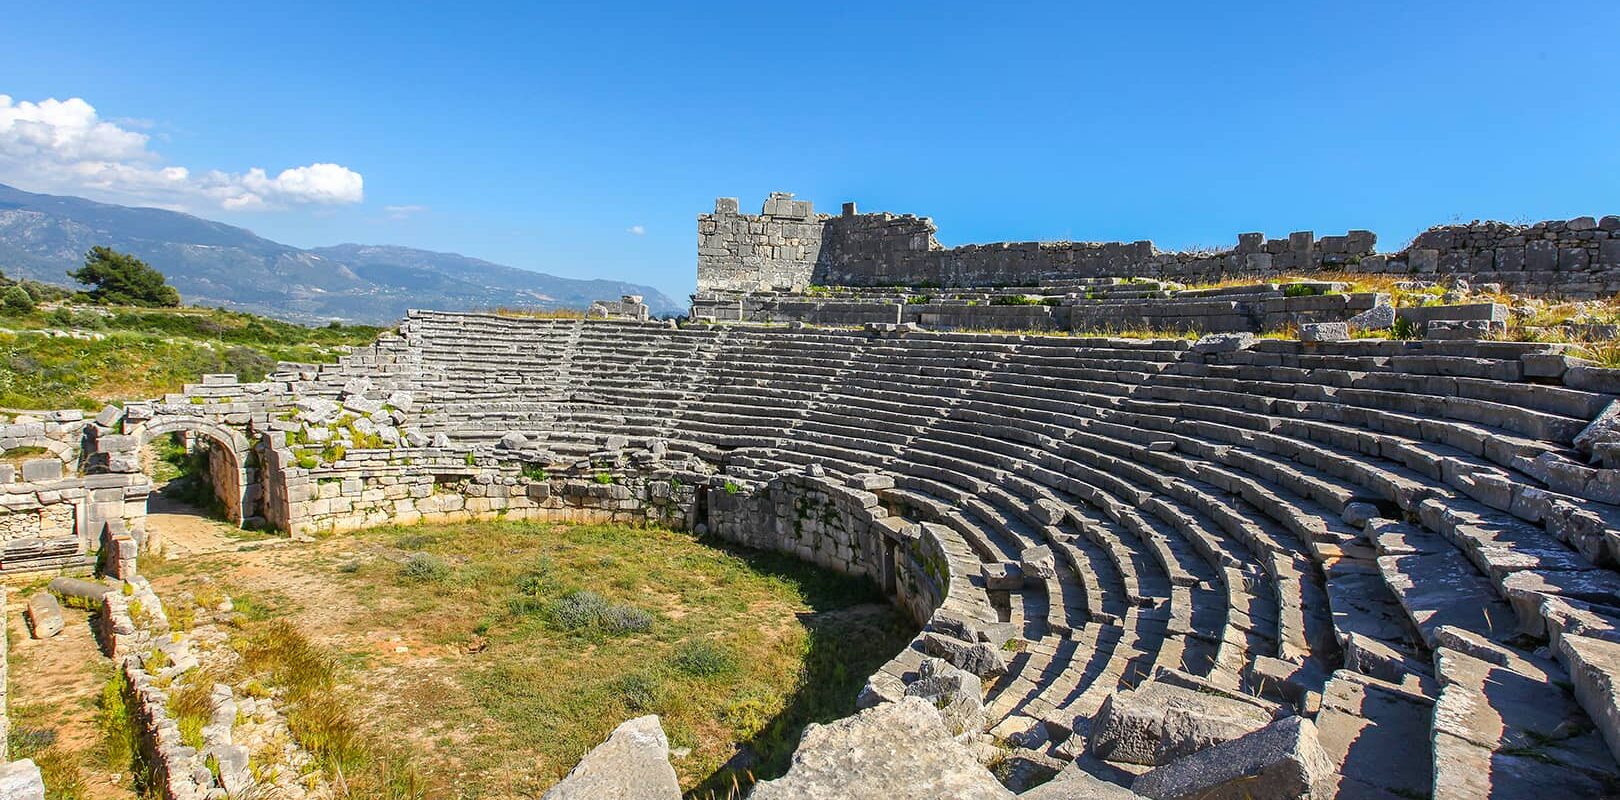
[0,436,76,465]
[127,415,255,526]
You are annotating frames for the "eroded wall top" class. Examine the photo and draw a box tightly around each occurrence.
[696,193,1620,298]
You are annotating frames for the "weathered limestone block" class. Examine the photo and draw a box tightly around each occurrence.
[18,459,60,483]
[982,562,1023,591]
[1190,332,1256,354]
[921,631,1007,678]
[48,577,111,606]
[904,657,986,739]
[540,714,680,800]
[1131,716,1335,800]
[747,697,1013,800]
[1347,301,1395,331]
[24,593,63,639]
[1019,761,1145,799]
[1020,545,1056,583]
[0,760,45,800]
[1299,322,1348,342]
[1088,681,1275,766]
[1575,401,1620,463]
[1556,632,1620,766]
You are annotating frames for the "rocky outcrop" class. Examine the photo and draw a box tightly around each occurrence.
[748,697,1013,800]
[540,715,680,800]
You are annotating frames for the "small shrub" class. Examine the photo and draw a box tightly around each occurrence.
[670,640,737,678]
[723,481,742,495]
[599,604,654,635]
[545,589,652,637]
[1,285,35,315]
[1283,283,1322,297]
[613,673,662,712]
[400,552,451,582]
[548,590,610,631]
[520,463,548,481]
[594,471,615,485]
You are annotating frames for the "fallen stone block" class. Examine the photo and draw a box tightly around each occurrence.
[1089,680,1275,766]
[1131,715,1335,800]
[48,577,112,608]
[24,593,63,639]
[982,562,1023,591]
[1299,322,1348,342]
[1020,545,1056,583]
[1190,332,1256,354]
[0,759,46,800]
[905,657,986,738]
[1019,761,1145,799]
[540,714,681,799]
[748,697,1013,800]
[921,631,1007,678]
[1347,302,1395,331]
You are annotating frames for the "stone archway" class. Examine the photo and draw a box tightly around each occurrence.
[2,435,76,465]
[132,418,255,527]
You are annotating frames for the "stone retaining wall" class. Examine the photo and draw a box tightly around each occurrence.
[692,284,1388,334]
[264,442,702,537]
[706,470,948,626]
[697,193,1620,298]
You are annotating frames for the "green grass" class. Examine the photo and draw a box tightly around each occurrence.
[5,662,143,800]
[0,304,381,409]
[178,521,916,797]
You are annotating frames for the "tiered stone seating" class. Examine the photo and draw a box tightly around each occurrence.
[284,312,1620,797]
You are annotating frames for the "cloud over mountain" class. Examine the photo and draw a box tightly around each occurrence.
[0,94,363,212]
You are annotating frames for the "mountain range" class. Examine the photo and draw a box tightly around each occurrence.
[0,183,683,323]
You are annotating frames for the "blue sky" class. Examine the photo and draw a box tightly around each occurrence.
[3,1,1618,302]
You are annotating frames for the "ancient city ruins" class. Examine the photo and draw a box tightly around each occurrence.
[6,192,1620,799]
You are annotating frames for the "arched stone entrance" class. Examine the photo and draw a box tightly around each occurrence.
[130,418,256,527]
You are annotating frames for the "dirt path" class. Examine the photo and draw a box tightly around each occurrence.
[145,492,245,557]
[6,601,135,800]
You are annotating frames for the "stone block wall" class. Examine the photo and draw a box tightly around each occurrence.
[692,285,1388,334]
[264,441,701,537]
[706,471,948,627]
[697,193,829,292]
[697,193,1620,298]
[0,468,148,575]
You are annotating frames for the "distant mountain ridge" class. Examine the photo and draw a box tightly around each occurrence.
[0,183,682,323]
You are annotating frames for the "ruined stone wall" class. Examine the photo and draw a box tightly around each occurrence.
[262,439,701,538]
[205,440,243,521]
[697,193,828,292]
[692,283,1388,334]
[706,471,948,626]
[698,193,1620,298]
[0,463,148,575]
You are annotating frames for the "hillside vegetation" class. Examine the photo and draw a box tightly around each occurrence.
[0,302,382,410]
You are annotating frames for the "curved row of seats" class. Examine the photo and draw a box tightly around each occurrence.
[292,312,1620,798]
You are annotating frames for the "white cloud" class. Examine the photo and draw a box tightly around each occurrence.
[0,93,364,212]
[385,204,428,220]
[627,224,646,235]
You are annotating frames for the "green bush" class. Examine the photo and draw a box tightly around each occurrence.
[400,552,451,582]
[613,673,662,712]
[671,640,737,677]
[1,285,34,315]
[546,589,652,636]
